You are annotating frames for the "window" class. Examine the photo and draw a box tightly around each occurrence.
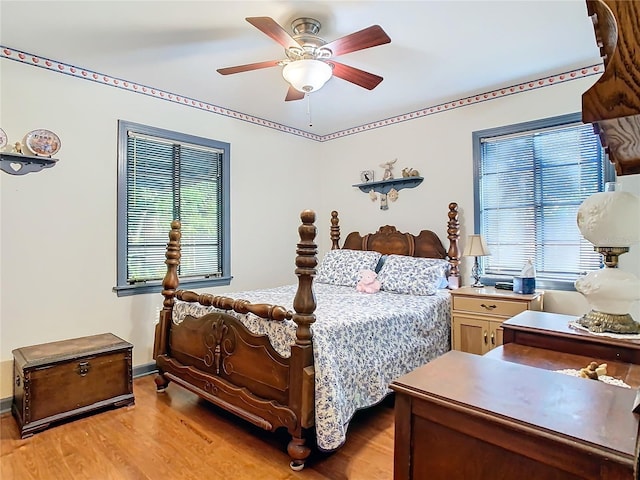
[472,113,614,290]
[114,121,231,296]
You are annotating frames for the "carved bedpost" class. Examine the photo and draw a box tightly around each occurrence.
[293,210,318,344]
[288,210,317,470]
[447,203,461,289]
[330,210,341,250]
[153,221,181,359]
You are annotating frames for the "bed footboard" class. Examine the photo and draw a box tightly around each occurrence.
[155,311,300,431]
[153,211,318,470]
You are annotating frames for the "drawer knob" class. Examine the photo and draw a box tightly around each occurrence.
[483,331,488,344]
[76,361,91,377]
[480,303,497,310]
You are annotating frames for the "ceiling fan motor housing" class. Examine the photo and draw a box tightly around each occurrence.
[287,17,331,61]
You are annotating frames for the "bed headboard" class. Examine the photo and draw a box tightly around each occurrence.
[329,202,460,284]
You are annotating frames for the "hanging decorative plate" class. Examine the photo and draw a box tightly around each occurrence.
[0,128,7,150]
[23,129,61,157]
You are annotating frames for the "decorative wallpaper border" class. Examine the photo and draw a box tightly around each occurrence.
[1,46,602,143]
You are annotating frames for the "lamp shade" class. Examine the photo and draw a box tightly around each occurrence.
[462,234,491,257]
[282,59,332,93]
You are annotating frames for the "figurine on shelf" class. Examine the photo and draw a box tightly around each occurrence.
[12,142,23,154]
[380,158,397,180]
[402,167,420,177]
[380,193,389,210]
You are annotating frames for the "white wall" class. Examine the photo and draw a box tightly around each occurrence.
[317,75,640,319]
[0,60,321,398]
[2,59,639,400]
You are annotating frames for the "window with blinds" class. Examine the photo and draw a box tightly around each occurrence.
[472,113,614,290]
[115,121,231,296]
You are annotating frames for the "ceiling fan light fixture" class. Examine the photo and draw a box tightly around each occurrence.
[282,59,332,93]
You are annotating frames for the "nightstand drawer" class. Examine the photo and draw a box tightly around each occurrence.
[453,296,529,317]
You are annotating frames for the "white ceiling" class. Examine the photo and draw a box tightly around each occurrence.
[1,1,603,136]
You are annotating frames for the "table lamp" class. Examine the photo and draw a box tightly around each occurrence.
[575,183,640,334]
[462,234,491,287]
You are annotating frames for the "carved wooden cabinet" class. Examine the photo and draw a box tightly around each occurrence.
[582,0,640,176]
[450,287,543,355]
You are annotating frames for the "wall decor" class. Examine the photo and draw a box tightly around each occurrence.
[0,129,61,175]
[23,129,61,157]
[353,176,423,210]
[0,128,7,150]
[380,158,397,180]
[402,167,420,177]
[360,170,374,183]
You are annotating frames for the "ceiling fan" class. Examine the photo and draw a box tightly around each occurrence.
[217,16,391,101]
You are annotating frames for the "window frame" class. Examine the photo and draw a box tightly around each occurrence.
[114,120,231,297]
[471,112,615,291]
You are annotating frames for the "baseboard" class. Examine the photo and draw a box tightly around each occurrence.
[0,362,157,415]
[0,396,12,415]
[133,361,158,379]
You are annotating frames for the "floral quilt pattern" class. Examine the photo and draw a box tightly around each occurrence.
[172,283,451,451]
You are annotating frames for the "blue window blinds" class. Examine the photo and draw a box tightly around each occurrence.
[475,115,612,288]
[115,121,230,296]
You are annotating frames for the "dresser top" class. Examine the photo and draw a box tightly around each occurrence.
[503,310,640,348]
[391,350,639,458]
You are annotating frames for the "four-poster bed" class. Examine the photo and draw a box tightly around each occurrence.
[153,203,460,469]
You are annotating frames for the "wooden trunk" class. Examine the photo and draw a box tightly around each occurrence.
[12,333,134,438]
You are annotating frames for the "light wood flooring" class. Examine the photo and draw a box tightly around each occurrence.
[1,375,395,479]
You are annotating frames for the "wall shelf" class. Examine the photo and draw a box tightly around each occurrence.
[352,176,423,194]
[1,152,58,175]
[353,176,423,210]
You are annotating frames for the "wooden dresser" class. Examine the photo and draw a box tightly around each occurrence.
[500,310,640,363]
[484,310,640,388]
[450,287,543,354]
[390,350,639,480]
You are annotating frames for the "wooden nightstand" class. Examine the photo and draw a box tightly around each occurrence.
[450,287,543,354]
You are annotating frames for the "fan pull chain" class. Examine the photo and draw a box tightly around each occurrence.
[307,94,313,128]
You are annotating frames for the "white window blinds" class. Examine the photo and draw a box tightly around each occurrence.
[478,121,608,284]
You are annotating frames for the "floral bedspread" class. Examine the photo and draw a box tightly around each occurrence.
[172,283,451,451]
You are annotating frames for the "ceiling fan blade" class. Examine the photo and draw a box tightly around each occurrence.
[246,17,301,50]
[285,86,305,102]
[330,61,383,90]
[323,25,391,57]
[217,60,281,75]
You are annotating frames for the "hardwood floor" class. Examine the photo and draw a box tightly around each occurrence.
[1,375,395,479]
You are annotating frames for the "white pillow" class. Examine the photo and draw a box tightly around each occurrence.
[377,255,449,295]
[316,249,382,287]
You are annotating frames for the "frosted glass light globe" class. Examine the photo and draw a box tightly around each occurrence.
[576,189,640,247]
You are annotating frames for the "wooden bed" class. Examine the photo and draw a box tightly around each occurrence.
[153,203,460,470]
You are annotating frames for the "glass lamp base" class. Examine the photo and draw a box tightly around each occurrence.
[575,310,640,334]
[470,258,483,288]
